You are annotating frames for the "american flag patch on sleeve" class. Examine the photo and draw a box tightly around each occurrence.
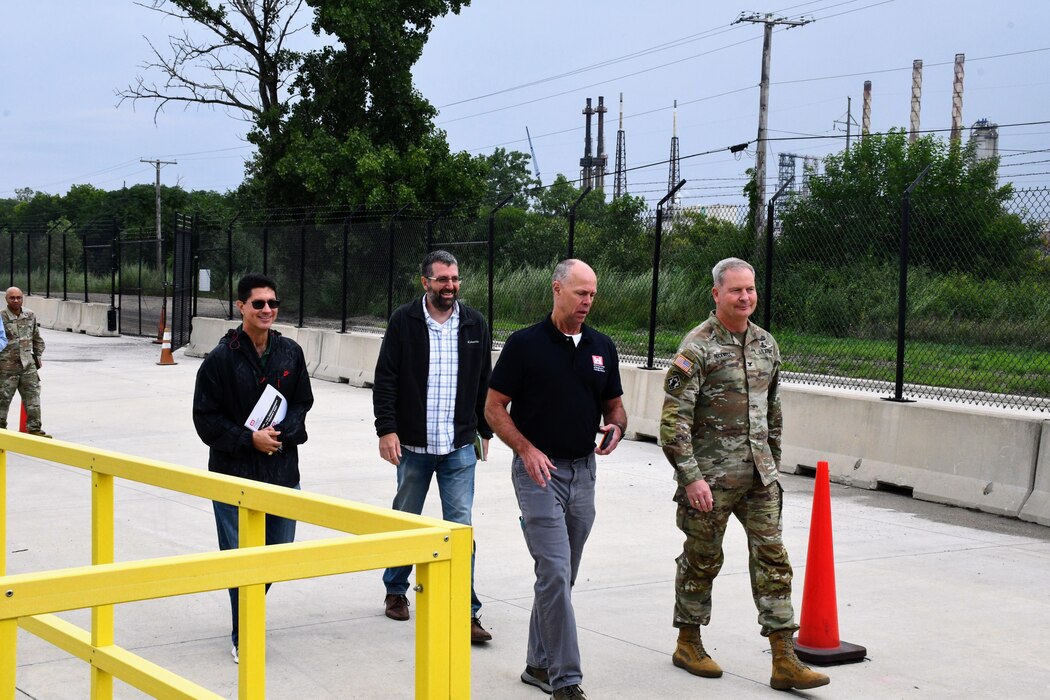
[672,354,693,373]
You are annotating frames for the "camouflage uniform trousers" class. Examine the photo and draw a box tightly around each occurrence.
[0,366,43,432]
[673,470,798,637]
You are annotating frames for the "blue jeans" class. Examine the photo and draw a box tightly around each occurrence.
[213,484,299,647]
[383,445,481,616]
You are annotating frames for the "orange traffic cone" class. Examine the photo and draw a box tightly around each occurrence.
[794,460,866,665]
[156,326,177,365]
[19,403,28,432]
[152,304,167,344]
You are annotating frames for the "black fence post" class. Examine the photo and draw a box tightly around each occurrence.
[109,219,119,332]
[82,230,89,303]
[566,186,593,259]
[763,177,794,331]
[9,231,14,287]
[646,180,687,369]
[62,232,68,301]
[487,195,514,330]
[885,164,931,404]
[226,212,240,320]
[46,229,53,298]
[340,206,364,333]
[297,217,307,328]
[387,204,410,321]
[26,231,32,296]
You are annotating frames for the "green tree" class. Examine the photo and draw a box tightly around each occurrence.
[481,148,538,208]
[244,0,484,207]
[778,129,1036,276]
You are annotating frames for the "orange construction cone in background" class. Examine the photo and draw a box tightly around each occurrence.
[19,403,28,433]
[152,303,167,344]
[794,460,867,665]
[156,326,177,366]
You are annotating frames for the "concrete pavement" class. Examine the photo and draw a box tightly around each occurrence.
[7,328,1050,698]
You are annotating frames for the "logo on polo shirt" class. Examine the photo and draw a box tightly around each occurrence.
[592,355,605,372]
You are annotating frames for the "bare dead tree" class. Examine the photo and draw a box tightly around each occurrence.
[116,0,308,139]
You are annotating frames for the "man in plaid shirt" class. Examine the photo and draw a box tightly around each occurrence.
[373,250,495,643]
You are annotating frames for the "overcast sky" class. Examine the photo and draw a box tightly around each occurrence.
[3,1,1048,208]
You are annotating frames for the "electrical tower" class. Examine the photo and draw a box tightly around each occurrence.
[613,93,627,200]
[777,153,798,194]
[666,100,681,213]
[734,11,812,245]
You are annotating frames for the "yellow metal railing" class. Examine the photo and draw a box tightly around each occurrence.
[0,432,472,699]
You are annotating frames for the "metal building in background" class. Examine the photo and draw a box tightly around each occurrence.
[778,152,798,194]
[970,119,999,162]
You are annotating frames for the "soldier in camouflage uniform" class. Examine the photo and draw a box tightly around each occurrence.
[0,287,50,437]
[659,259,828,691]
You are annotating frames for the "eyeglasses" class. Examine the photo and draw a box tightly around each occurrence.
[249,299,280,309]
[426,276,462,284]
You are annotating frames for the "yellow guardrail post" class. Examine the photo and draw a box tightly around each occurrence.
[0,447,6,577]
[91,469,115,700]
[414,524,472,699]
[1,618,15,700]
[238,504,267,699]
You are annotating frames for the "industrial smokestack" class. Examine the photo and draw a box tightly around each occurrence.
[595,96,608,192]
[951,53,965,143]
[862,80,872,137]
[909,59,923,143]
[580,98,594,189]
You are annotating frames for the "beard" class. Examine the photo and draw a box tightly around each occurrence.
[428,288,457,311]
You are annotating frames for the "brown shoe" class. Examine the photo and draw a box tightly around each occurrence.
[471,616,492,643]
[384,594,409,621]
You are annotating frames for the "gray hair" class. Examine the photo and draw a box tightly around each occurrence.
[421,250,458,278]
[712,257,755,287]
[552,259,579,284]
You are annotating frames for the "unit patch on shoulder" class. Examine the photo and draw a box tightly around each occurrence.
[666,373,682,393]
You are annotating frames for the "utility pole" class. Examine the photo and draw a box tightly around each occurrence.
[834,97,859,151]
[141,158,177,272]
[734,11,812,247]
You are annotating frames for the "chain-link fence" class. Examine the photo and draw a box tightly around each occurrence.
[4,187,1049,411]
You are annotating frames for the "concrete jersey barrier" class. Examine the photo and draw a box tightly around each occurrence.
[186,315,1047,525]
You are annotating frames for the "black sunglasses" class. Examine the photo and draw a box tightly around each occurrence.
[249,299,280,309]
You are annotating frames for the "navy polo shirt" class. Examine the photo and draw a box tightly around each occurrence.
[489,314,623,459]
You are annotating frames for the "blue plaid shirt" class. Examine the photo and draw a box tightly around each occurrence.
[403,297,460,455]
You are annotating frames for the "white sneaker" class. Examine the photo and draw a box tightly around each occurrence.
[232,645,239,664]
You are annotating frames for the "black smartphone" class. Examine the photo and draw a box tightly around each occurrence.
[599,428,615,450]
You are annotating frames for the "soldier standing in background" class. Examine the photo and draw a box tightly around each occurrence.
[659,258,829,691]
[0,287,50,437]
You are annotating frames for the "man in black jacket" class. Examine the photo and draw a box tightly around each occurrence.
[373,250,494,643]
[193,273,314,664]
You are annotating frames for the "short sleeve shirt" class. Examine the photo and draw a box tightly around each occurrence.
[489,314,623,459]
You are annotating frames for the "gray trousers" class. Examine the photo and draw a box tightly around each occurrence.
[512,453,596,691]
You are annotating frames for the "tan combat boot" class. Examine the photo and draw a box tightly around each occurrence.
[768,630,830,690]
[672,627,723,678]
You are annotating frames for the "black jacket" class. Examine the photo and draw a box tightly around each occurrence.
[193,327,314,487]
[373,297,493,449]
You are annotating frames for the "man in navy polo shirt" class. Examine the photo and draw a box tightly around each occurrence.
[485,259,627,700]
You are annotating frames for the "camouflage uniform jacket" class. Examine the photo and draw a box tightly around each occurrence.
[0,307,45,372]
[659,311,782,492]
